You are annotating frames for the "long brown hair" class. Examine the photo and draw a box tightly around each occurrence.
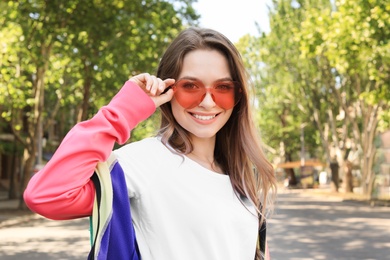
[157,27,276,258]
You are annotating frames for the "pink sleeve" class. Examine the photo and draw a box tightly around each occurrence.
[23,81,156,220]
[265,240,271,260]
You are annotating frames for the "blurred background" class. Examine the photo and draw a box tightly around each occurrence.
[0,0,389,210]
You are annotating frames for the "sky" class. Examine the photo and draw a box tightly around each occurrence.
[193,0,272,43]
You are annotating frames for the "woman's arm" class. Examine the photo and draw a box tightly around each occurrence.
[23,81,156,220]
[265,241,271,260]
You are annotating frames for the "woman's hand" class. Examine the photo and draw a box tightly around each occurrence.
[129,73,175,108]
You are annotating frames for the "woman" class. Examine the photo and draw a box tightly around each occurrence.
[24,27,276,260]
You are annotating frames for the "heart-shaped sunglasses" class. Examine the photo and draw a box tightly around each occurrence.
[171,79,242,109]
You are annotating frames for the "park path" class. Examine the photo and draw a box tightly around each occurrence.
[267,189,390,260]
[1,189,389,259]
[0,214,90,259]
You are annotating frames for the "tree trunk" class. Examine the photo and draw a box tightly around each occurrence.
[18,144,36,210]
[360,104,380,197]
[285,152,297,186]
[343,161,353,193]
[330,162,339,192]
[17,43,51,208]
[78,62,92,122]
[8,140,19,199]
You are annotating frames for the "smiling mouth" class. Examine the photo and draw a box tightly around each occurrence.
[191,113,219,121]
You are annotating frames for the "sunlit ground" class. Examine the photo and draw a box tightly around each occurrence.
[268,190,390,260]
[0,216,90,260]
[1,191,389,260]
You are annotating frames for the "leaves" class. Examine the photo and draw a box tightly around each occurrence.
[239,0,389,194]
[1,0,199,132]
[0,0,200,197]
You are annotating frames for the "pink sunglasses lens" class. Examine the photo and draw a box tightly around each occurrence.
[173,80,241,109]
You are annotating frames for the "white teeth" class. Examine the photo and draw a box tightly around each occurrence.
[193,114,216,120]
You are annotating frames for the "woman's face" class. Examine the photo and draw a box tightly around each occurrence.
[171,49,234,141]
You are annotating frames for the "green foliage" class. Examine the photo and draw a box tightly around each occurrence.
[0,0,200,146]
[237,4,319,161]
[295,0,390,135]
[0,1,200,198]
[130,110,162,142]
[239,0,389,194]
[0,141,24,156]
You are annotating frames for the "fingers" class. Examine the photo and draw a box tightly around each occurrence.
[152,77,166,95]
[145,75,173,96]
[129,73,151,90]
[163,78,175,89]
[129,73,175,107]
[154,88,174,108]
[130,73,173,95]
[145,75,160,95]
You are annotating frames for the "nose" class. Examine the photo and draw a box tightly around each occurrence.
[198,89,216,108]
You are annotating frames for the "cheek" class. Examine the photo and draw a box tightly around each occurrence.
[171,98,180,113]
[171,98,185,121]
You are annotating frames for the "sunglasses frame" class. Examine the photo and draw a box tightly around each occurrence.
[171,79,242,109]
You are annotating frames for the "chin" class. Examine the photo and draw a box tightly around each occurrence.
[190,132,219,140]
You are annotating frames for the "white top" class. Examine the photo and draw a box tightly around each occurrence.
[114,137,258,260]
[23,81,260,259]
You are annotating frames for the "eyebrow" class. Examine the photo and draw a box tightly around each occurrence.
[177,76,234,82]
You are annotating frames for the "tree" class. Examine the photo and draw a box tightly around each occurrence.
[0,0,199,205]
[295,0,390,195]
[237,2,321,187]
[240,0,389,195]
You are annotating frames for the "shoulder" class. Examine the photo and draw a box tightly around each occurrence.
[112,137,183,188]
[117,136,162,151]
[113,137,172,162]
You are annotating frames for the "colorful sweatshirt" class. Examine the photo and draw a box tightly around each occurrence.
[24,81,155,219]
[24,80,260,260]
[88,153,139,260]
